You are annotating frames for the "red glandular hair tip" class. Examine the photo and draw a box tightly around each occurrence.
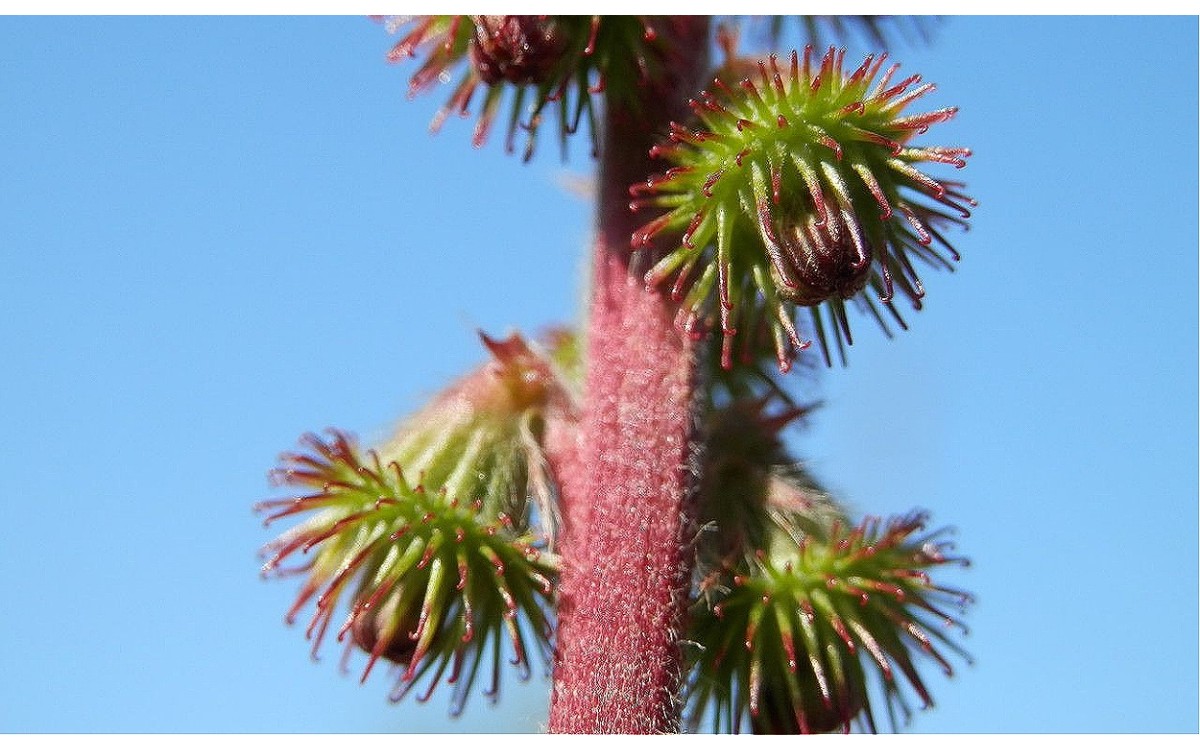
[632,45,976,369]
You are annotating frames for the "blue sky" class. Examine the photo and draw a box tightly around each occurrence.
[0,15,1196,733]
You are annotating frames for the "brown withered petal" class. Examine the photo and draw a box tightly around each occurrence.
[470,16,568,86]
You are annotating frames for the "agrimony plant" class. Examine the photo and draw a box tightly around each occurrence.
[257,15,977,734]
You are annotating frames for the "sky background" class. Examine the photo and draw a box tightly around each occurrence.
[0,15,1196,734]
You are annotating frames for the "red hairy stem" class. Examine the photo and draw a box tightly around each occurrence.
[548,18,711,733]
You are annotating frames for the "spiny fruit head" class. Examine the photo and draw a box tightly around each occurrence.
[256,430,557,714]
[254,331,576,714]
[695,398,835,569]
[380,15,668,160]
[632,45,975,369]
[686,511,973,734]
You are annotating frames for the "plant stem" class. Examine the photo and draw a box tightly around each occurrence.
[547,18,711,734]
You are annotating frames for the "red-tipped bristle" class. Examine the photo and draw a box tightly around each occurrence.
[847,53,874,85]
[683,209,706,248]
[702,170,724,199]
[631,213,674,249]
[583,15,601,55]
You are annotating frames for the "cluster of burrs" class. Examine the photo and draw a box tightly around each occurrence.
[256,18,978,733]
[256,329,971,731]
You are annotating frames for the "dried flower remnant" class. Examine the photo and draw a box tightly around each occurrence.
[632,45,975,368]
[470,16,568,86]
